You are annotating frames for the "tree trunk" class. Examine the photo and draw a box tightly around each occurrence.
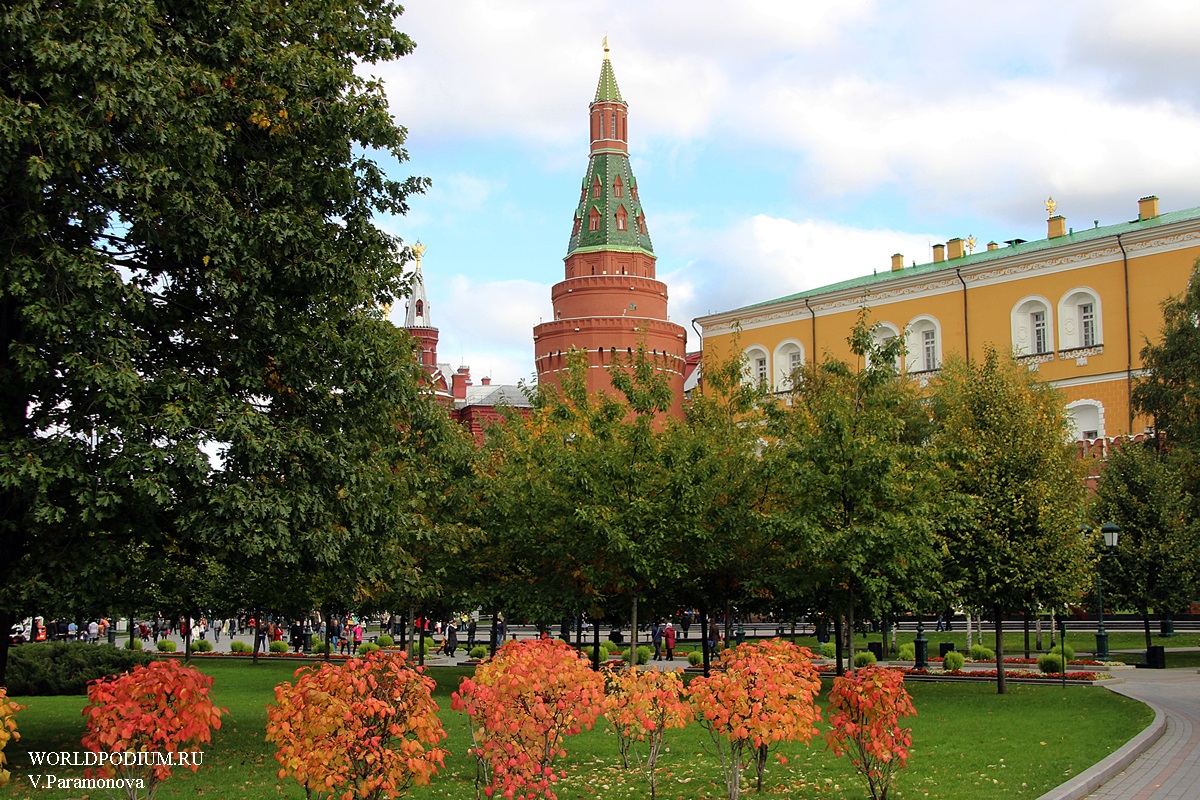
[630,590,639,662]
[700,606,711,677]
[834,615,845,677]
[994,606,1007,695]
[252,613,260,665]
[1023,610,1031,660]
[592,615,601,671]
[0,609,14,685]
[845,584,857,670]
[965,610,974,650]
[323,606,332,661]
[1036,612,1043,651]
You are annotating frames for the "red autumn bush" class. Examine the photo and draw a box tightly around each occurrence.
[602,666,692,799]
[451,637,605,800]
[689,639,823,800]
[266,649,447,800]
[826,665,916,800]
[81,659,226,798]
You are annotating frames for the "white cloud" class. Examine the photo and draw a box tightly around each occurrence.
[661,214,938,330]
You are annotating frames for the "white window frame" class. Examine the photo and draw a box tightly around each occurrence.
[773,340,805,391]
[868,322,902,371]
[905,316,942,373]
[1057,288,1103,351]
[1011,296,1055,357]
[742,345,770,387]
[1065,399,1105,442]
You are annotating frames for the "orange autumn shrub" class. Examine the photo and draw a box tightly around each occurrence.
[266,650,447,800]
[81,659,226,799]
[0,687,22,786]
[689,639,823,800]
[602,666,691,799]
[826,665,916,800]
[451,638,605,800]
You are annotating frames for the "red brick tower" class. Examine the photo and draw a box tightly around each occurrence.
[533,44,687,417]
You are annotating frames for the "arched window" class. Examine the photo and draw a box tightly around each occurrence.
[613,176,623,197]
[1011,296,1054,356]
[631,181,639,201]
[615,205,627,231]
[906,316,941,373]
[742,346,770,386]
[637,214,647,235]
[592,176,602,198]
[868,322,902,371]
[1066,400,1104,441]
[773,340,805,391]
[588,207,600,232]
[1058,288,1103,350]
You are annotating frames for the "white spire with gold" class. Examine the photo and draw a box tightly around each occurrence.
[404,241,430,327]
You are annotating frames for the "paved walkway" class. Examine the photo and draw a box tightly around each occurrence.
[1039,667,1200,800]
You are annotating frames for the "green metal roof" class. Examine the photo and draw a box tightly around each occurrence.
[593,53,624,104]
[725,205,1200,314]
[566,153,653,257]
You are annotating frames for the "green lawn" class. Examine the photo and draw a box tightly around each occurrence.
[1,660,1153,800]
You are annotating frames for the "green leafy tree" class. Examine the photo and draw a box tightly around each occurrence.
[764,311,943,674]
[1091,441,1200,649]
[1133,259,1200,454]
[931,347,1089,693]
[0,0,428,681]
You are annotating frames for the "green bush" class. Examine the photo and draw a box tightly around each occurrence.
[819,642,836,659]
[310,641,330,654]
[599,640,614,656]
[687,650,703,666]
[942,651,965,671]
[897,643,916,661]
[853,650,877,668]
[5,642,156,696]
[156,639,177,652]
[358,642,380,655]
[631,645,652,665]
[229,640,250,653]
[268,640,289,653]
[1050,644,1075,662]
[1038,653,1065,674]
[469,645,488,660]
[126,638,143,651]
[375,634,394,647]
[408,638,430,657]
[969,644,995,661]
[191,638,213,652]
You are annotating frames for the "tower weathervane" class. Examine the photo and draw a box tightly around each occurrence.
[602,36,609,56]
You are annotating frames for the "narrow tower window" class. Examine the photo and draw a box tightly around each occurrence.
[588,207,600,232]
[614,176,623,197]
[615,206,627,231]
[592,176,602,198]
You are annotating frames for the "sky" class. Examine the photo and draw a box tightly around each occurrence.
[370,0,1200,386]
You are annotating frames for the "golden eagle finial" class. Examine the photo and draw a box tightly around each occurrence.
[1045,197,1057,218]
[965,235,977,254]
[411,240,427,267]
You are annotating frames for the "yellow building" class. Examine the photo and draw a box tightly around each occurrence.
[695,196,1200,441]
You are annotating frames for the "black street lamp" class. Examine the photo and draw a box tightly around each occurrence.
[1094,522,1120,660]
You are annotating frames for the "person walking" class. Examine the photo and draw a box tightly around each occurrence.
[467,617,477,649]
[352,620,363,654]
[651,622,664,661]
[444,619,458,658]
[664,622,676,661]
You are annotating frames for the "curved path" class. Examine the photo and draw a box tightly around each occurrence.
[1039,667,1200,800]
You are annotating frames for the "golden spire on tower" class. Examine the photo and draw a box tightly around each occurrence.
[602,36,609,57]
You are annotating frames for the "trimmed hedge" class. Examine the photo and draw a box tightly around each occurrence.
[229,640,251,653]
[942,651,966,671]
[969,644,995,661]
[1038,653,1065,674]
[853,650,877,668]
[375,634,394,647]
[358,642,381,655]
[1050,644,1075,662]
[687,650,703,666]
[191,638,214,653]
[898,643,916,661]
[469,645,488,660]
[5,642,155,696]
[156,640,177,652]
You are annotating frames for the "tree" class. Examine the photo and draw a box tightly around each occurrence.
[1133,259,1200,455]
[931,347,1089,693]
[1091,441,1200,649]
[451,638,605,800]
[81,660,226,800]
[826,666,916,800]
[763,311,943,674]
[266,651,448,800]
[0,0,429,681]
[602,666,692,799]
[689,639,823,800]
